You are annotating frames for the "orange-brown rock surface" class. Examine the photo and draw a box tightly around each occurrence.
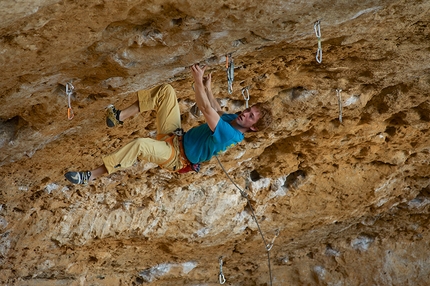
[1,0,430,285]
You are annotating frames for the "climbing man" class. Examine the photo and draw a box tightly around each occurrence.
[65,64,272,184]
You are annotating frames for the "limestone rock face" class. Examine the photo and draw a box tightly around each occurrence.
[1,0,430,285]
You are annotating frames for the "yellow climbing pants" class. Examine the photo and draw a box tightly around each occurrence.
[102,84,185,174]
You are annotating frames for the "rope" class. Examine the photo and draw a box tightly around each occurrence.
[215,156,274,286]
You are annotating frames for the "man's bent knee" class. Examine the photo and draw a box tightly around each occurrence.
[160,83,175,96]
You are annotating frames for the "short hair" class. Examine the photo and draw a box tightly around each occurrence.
[253,103,272,131]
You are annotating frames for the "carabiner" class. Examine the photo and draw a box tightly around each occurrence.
[66,82,75,120]
[241,87,250,108]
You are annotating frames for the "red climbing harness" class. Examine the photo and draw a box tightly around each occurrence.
[157,129,200,173]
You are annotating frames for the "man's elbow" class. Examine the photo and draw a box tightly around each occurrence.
[197,103,213,114]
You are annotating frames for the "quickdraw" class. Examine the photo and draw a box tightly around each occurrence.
[314,20,322,63]
[66,82,74,120]
[266,229,280,251]
[219,257,226,284]
[226,54,234,94]
[336,89,343,123]
[241,87,250,108]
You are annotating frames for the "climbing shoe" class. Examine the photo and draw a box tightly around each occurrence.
[65,171,92,185]
[106,104,123,127]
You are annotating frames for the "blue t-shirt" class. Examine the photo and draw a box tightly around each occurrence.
[183,114,244,164]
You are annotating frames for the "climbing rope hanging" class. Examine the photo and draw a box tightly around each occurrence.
[336,89,343,123]
[314,20,322,63]
[226,54,234,94]
[241,87,250,108]
[66,82,75,120]
[215,156,277,286]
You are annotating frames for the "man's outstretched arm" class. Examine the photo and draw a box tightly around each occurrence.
[203,72,223,114]
[190,64,220,131]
